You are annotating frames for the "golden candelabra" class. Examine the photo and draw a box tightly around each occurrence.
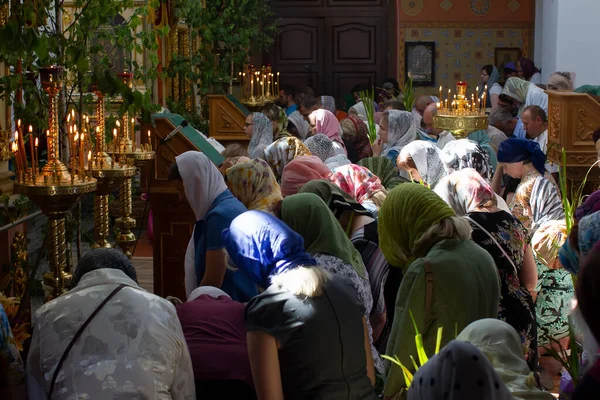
[240,64,280,108]
[433,81,489,139]
[87,87,136,249]
[107,71,155,258]
[13,66,97,301]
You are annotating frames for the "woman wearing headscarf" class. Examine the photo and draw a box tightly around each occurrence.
[518,57,542,85]
[341,115,374,161]
[299,180,390,346]
[434,169,538,369]
[357,157,407,190]
[281,194,384,373]
[559,190,600,274]
[176,286,256,398]
[308,109,347,155]
[457,319,554,400]
[467,130,499,170]
[280,155,332,197]
[578,211,600,263]
[261,105,289,140]
[407,340,512,400]
[501,77,548,116]
[480,64,502,109]
[440,139,493,181]
[320,95,347,121]
[263,136,311,180]
[574,242,600,400]
[531,220,574,384]
[304,134,352,170]
[169,151,257,301]
[225,158,283,215]
[330,163,388,217]
[378,184,500,398]
[396,140,446,187]
[497,138,564,232]
[223,211,377,399]
[286,110,310,139]
[372,110,416,163]
[245,112,274,159]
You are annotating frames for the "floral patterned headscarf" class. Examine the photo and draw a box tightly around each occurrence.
[532,220,568,269]
[264,137,312,180]
[434,168,496,216]
[330,163,386,205]
[225,158,283,215]
[273,106,289,140]
[440,139,492,182]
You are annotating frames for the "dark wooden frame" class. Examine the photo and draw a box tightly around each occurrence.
[494,47,522,70]
[405,41,435,87]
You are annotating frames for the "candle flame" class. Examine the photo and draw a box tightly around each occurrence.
[46,130,50,136]
[74,132,79,141]
[17,119,21,127]
[74,124,78,132]
[147,130,151,138]
[88,150,92,161]
[113,128,117,136]
[71,109,75,118]
[81,133,85,141]
[116,120,121,127]
[14,131,18,140]
[131,118,135,123]
[67,113,71,123]
[35,137,38,146]
[28,125,32,133]
[96,126,100,133]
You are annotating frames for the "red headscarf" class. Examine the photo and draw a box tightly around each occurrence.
[329,163,385,205]
[280,156,333,197]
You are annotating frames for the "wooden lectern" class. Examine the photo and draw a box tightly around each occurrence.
[547,91,600,185]
[207,94,251,147]
[148,114,224,299]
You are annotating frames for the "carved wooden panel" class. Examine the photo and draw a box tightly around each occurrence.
[276,20,320,64]
[333,72,375,102]
[332,23,375,64]
[547,90,600,182]
[207,95,248,141]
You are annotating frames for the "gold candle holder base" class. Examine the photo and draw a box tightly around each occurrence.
[87,162,136,249]
[433,114,489,139]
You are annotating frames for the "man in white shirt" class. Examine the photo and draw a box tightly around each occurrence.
[27,249,195,400]
[422,103,455,149]
[521,105,559,174]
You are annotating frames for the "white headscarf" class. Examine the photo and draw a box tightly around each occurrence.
[408,340,512,400]
[457,319,554,400]
[288,111,310,139]
[188,286,231,302]
[382,110,417,158]
[350,101,367,121]
[248,112,274,159]
[398,140,446,188]
[176,151,227,221]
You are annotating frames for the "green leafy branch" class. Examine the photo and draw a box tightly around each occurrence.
[358,89,377,145]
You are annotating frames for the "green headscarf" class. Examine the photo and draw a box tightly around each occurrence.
[575,85,600,96]
[378,183,455,271]
[357,157,406,190]
[282,193,366,277]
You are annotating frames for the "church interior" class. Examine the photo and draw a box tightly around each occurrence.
[2,0,600,398]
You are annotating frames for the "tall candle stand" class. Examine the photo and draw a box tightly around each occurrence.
[87,86,136,249]
[108,71,155,258]
[13,66,97,301]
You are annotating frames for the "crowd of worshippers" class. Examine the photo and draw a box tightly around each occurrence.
[3,61,600,400]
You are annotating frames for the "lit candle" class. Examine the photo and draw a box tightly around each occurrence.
[16,120,26,170]
[112,129,117,168]
[277,72,280,92]
[250,77,254,98]
[13,132,22,172]
[96,126,101,154]
[79,132,85,172]
[439,86,442,104]
[131,117,135,142]
[46,130,50,158]
[28,126,34,174]
[147,130,151,151]
[87,150,92,168]
[34,137,39,172]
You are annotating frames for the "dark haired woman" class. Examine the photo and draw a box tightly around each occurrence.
[480,64,502,109]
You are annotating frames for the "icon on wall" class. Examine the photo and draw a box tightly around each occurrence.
[405,42,435,86]
[494,47,522,71]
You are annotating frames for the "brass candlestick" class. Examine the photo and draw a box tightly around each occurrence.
[108,71,155,258]
[433,81,489,139]
[14,66,97,301]
[87,88,136,249]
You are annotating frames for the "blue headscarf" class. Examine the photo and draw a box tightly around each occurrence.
[497,138,546,174]
[222,210,317,288]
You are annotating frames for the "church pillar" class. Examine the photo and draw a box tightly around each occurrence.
[537,0,600,85]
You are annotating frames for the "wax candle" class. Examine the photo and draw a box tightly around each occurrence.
[250,76,254,98]
[112,129,117,167]
[46,130,50,159]
[28,126,34,175]
[439,86,442,104]
[277,72,280,91]
[34,137,39,172]
[79,132,85,172]
[147,130,151,151]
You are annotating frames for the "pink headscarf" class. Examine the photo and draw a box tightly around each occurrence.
[309,109,345,148]
[329,164,385,204]
[280,156,333,197]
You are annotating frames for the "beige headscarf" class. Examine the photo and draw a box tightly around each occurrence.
[176,151,227,220]
[457,319,554,400]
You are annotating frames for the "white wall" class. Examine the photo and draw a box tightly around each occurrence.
[537,0,600,86]
[534,0,544,67]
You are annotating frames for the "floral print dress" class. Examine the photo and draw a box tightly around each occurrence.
[467,211,538,369]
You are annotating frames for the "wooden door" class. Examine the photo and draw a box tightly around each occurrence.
[267,0,388,101]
